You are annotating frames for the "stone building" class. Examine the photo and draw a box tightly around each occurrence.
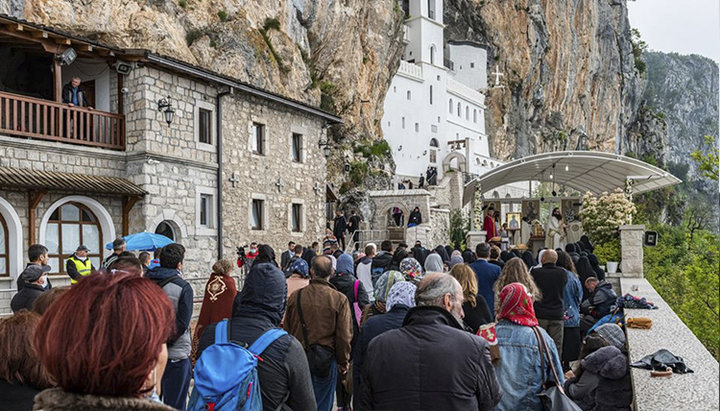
[0,15,339,313]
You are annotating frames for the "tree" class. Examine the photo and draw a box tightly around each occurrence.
[691,135,719,181]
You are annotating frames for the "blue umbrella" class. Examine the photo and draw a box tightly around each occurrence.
[105,232,174,251]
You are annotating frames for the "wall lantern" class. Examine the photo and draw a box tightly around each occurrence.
[318,137,331,158]
[157,97,175,126]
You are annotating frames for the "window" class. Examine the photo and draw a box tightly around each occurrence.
[251,199,264,230]
[457,102,461,116]
[428,0,436,19]
[430,46,435,65]
[199,194,213,227]
[198,108,212,144]
[402,117,406,129]
[449,99,453,113]
[291,133,303,162]
[291,203,303,232]
[429,138,439,147]
[414,123,419,132]
[429,85,433,104]
[474,109,478,123]
[251,122,265,155]
[406,90,411,100]
[470,62,475,68]
[466,106,470,120]
[0,214,7,276]
[45,202,101,273]
[155,221,175,241]
[429,149,437,163]
[393,86,397,93]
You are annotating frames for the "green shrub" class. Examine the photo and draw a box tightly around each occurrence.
[348,161,369,186]
[186,29,203,46]
[178,0,187,8]
[449,210,469,250]
[593,238,621,265]
[263,17,281,31]
[217,10,228,21]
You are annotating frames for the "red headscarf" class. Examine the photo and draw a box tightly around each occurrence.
[497,282,538,327]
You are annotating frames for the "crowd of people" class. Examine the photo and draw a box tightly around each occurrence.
[1,230,630,411]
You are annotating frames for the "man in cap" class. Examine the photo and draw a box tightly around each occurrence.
[102,238,126,269]
[11,264,50,313]
[66,245,95,284]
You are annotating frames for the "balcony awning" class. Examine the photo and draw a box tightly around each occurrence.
[0,167,146,197]
[463,151,681,204]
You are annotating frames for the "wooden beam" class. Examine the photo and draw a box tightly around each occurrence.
[30,30,49,39]
[122,196,140,236]
[53,59,62,102]
[117,72,124,115]
[53,37,71,45]
[77,44,93,52]
[4,23,24,32]
[28,190,47,247]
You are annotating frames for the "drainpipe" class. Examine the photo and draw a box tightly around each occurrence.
[216,87,233,259]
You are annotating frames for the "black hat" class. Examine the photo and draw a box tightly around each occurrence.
[21,264,51,282]
[76,245,90,252]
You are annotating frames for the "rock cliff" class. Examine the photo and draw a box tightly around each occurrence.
[444,0,643,159]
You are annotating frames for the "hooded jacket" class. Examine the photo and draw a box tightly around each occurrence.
[32,387,174,410]
[371,251,393,275]
[146,266,193,360]
[360,306,501,411]
[198,263,316,411]
[10,283,45,313]
[589,281,617,318]
[565,346,631,411]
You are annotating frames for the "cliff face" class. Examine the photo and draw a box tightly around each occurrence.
[2,0,404,152]
[444,0,643,159]
[641,51,719,184]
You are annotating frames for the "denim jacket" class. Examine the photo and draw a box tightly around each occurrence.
[494,320,564,411]
[563,270,583,328]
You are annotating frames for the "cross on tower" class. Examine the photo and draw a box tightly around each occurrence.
[275,178,285,192]
[228,171,239,188]
[492,65,504,88]
[313,182,323,196]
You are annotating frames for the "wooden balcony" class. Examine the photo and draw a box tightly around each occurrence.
[0,91,125,150]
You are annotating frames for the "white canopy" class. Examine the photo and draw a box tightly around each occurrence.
[464,151,681,204]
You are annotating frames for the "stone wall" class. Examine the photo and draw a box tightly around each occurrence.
[619,224,644,277]
[429,208,450,246]
[220,92,327,259]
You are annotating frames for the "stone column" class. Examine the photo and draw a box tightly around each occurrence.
[466,230,487,253]
[619,225,645,278]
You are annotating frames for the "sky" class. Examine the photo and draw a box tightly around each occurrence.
[627,0,720,64]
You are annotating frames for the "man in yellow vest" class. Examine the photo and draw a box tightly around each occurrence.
[66,245,95,284]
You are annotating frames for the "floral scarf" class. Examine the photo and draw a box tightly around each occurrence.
[497,282,538,327]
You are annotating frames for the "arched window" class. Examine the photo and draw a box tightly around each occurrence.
[430,45,436,65]
[457,102,461,116]
[429,138,439,147]
[466,106,469,120]
[473,109,477,123]
[0,214,8,276]
[155,221,176,241]
[449,99,453,114]
[45,202,102,273]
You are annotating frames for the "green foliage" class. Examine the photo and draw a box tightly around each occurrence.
[185,29,203,46]
[593,238,621,265]
[178,0,187,8]
[691,135,719,181]
[630,28,648,76]
[263,17,281,31]
[449,210,470,250]
[644,224,719,358]
[354,140,391,158]
[217,10,228,21]
[258,26,288,73]
[348,161,369,186]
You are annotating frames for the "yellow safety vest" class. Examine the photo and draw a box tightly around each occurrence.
[67,255,93,284]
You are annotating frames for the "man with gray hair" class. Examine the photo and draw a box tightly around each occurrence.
[101,237,126,269]
[360,273,501,410]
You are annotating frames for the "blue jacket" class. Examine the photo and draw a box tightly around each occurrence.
[494,320,564,411]
[563,270,582,328]
[147,266,194,360]
[469,259,501,317]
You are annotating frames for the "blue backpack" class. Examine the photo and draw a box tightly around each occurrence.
[188,320,287,411]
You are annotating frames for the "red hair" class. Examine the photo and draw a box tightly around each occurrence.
[34,272,174,397]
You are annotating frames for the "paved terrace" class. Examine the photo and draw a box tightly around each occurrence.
[620,277,719,410]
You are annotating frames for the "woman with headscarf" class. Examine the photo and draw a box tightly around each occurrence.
[360,271,405,325]
[408,207,422,227]
[434,245,450,263]
[329,253,368,411]
[579,235,594,253]
[399,257,424,283]
[521,250,537,270]
[352,281,416,410]
[449,264,492,333]
[500,251,514,264]
[191,259,238,363]
[423,253,444,273]
[387,248,409,271]
[587,254,605,281]
[575,256,597,301]
[494,283,563,410]
[445,245,454,260]
[462,250,476,264]
[253,244,277,267]
[448,255,464,269]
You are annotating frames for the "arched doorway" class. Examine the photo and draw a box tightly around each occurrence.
[442,151,467,173]
[44,202,102,273]
[155,220,176,241]
[0,213,8,277]
[429,138,439,165]
[385,206,407,243]
[0,196,22,277]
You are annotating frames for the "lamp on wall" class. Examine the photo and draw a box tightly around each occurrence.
[318,137,331,157]
[157,97,175,125]
[57,47,77,66]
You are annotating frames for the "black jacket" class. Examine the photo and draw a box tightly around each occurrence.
[462,295,493,334]
[0,378,42,411]
[408,211,422,225]
[360,306,501,411]
[371,252,393,273]
[10,283,45,313]
[349,215,362,232]
[61,83,89,107]
[531,263,568,320]
[16,264,52,291]
[565,346,631,411]
[334,215,347,238]
[590,281,618,319]
[330,272,370,337]
[198,263,316,411]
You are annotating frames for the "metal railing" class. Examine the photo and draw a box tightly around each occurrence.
[345,229,388,253]
[0,91,125,150]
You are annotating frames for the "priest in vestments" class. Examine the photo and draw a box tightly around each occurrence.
[546,207,567,249]
[483,207,497,242]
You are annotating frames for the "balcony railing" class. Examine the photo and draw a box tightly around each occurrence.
[0,91,125,150]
